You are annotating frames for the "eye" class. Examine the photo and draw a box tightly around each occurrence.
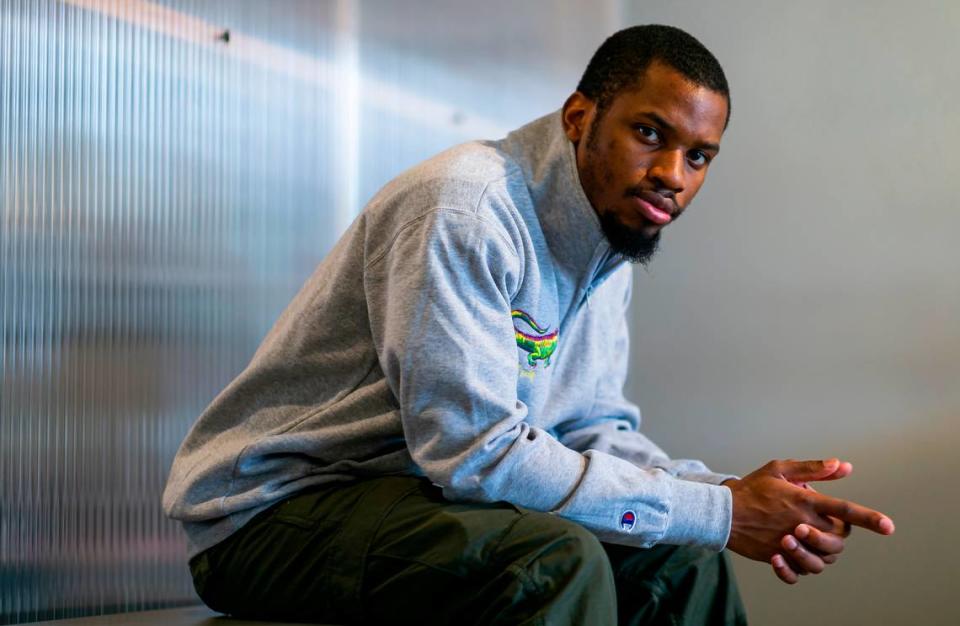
[634,125,661,143]
[687,149,711,168]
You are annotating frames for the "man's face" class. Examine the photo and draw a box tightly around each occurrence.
[562,61,729,264]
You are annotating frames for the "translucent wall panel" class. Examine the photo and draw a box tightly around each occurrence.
[353,0,622,204]
[0,1,338,621]
[0,0,620,623]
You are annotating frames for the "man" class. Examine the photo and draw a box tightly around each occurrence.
[164,25,894,625]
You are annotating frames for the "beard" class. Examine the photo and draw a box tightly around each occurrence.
[583,113,663,266]
[598,207,661,266]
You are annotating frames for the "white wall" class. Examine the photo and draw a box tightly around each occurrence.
[621,2,960,623]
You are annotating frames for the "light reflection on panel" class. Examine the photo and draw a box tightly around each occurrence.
[0,0,619,622]
[1,0,338,621]
[352,0,620,209]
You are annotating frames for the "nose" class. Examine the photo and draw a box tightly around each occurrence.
[647,149,685,194]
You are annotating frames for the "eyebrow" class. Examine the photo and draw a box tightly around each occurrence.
[638,111,721,154]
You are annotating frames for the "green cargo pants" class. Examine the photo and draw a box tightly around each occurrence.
[189,476,747,625]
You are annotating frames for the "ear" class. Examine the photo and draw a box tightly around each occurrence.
[561,92,594,144]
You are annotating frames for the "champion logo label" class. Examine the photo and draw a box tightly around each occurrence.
[620,510,637,531]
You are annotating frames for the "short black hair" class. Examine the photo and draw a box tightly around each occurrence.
[577,24,731,126]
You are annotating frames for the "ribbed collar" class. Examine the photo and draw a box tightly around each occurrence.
[498,110,626,311]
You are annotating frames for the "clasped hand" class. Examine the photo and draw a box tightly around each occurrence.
[722,458,894,585]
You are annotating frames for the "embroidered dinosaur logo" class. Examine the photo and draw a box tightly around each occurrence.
[512,309,558,368]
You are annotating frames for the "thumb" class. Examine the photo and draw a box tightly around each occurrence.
[777,458,840,482]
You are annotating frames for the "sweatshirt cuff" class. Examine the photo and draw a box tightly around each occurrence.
[659,479,733,552]
[677,471,740,486]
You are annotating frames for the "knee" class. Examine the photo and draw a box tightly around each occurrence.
[555,517,609,570]
[671,545,735,582]
[502,512,612,581]
[629,544,736,595]
[666,545,724,569]
[609,545,745,625]
[480,514,618,624]
[659,544,728,579]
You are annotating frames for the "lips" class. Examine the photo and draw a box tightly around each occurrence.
[631,192,674,226]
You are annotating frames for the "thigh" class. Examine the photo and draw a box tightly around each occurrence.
[191,476,616,626]
[190,476,424,624]
[604,543,748,626]
[361,479,616,626]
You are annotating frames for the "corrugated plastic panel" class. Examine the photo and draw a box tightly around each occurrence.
[0,0,617,622]
[0,0,339,621]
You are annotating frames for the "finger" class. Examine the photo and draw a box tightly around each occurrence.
[808,514,839,534]
[811,495,895,535]
[781,535,826,574]
[771,553,798,585]
[823,461,854,480]
[828,516,853,538]
[792,462,853,484]
[786,552,839,567]
[775,458,841,482]
[794,523,844,556]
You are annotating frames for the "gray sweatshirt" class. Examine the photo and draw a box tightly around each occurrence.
[163,111,735,559]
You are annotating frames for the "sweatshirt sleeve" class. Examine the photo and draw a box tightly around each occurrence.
[365,207,731,551]
[556,273,739,488]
